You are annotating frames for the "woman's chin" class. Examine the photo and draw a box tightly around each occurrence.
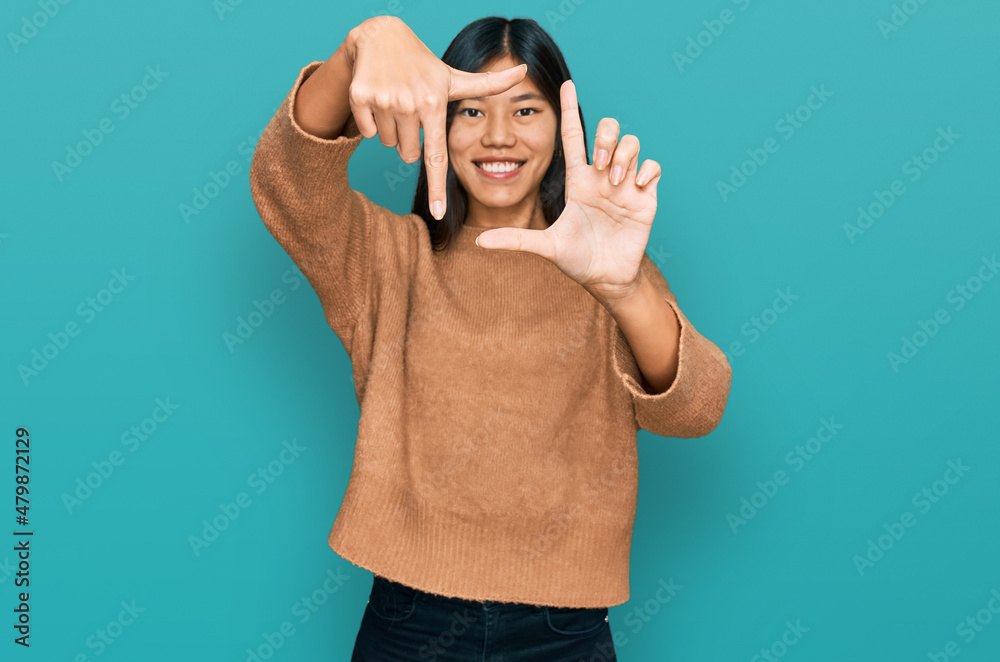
[464,187,529,209]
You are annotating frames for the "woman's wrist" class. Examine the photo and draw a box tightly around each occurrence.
[340,25,359,71]
[344,16,402,70]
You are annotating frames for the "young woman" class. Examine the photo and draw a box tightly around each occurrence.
[250,15,732,661]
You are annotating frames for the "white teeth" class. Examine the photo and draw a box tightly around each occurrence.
[476,161,523,173]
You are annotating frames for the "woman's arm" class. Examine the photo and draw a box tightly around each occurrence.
[608,254,733,438]
[249,17,526,351]
[293,25,359,140]
[605,269,681,395]
[249,57,375,352]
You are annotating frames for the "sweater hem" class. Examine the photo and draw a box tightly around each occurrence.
[326,516,632,609]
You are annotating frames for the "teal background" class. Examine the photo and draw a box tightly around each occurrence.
[3,0,999,660]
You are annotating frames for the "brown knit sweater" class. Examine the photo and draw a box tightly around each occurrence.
[249,61,733,608]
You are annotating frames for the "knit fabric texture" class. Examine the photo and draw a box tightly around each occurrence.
[249,61,733,608]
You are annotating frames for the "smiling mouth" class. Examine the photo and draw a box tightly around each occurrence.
[473,161,526,173]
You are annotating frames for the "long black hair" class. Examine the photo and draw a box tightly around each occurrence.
[411,17,588,252]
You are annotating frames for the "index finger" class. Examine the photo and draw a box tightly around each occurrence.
[422,108,448,220]
[559,80,586,169]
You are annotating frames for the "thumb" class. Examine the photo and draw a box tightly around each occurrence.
[645,172,661,200]
[449,63,527,102]
[476,226,555,260]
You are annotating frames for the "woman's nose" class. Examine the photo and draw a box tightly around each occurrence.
[482,115,516,145]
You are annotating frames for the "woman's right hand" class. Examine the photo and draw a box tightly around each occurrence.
[345,16,527,220]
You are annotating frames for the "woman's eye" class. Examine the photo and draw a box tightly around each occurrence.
[458,108,538,118]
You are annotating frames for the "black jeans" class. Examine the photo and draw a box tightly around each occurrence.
[351,575,618,661]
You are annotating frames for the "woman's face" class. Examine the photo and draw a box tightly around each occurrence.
[448,55,558,215]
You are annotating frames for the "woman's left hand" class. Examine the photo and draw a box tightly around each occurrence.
[475,79,662,305]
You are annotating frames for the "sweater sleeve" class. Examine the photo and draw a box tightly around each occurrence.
[249,60,379,352]
[610,253,733,438]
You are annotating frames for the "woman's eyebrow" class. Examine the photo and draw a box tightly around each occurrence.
[463,93,544,103]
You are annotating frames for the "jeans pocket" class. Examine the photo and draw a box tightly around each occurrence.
[543,606,609,635]
[366,575,418,622]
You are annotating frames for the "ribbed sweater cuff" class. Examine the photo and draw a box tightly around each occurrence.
[611,294,732,438]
